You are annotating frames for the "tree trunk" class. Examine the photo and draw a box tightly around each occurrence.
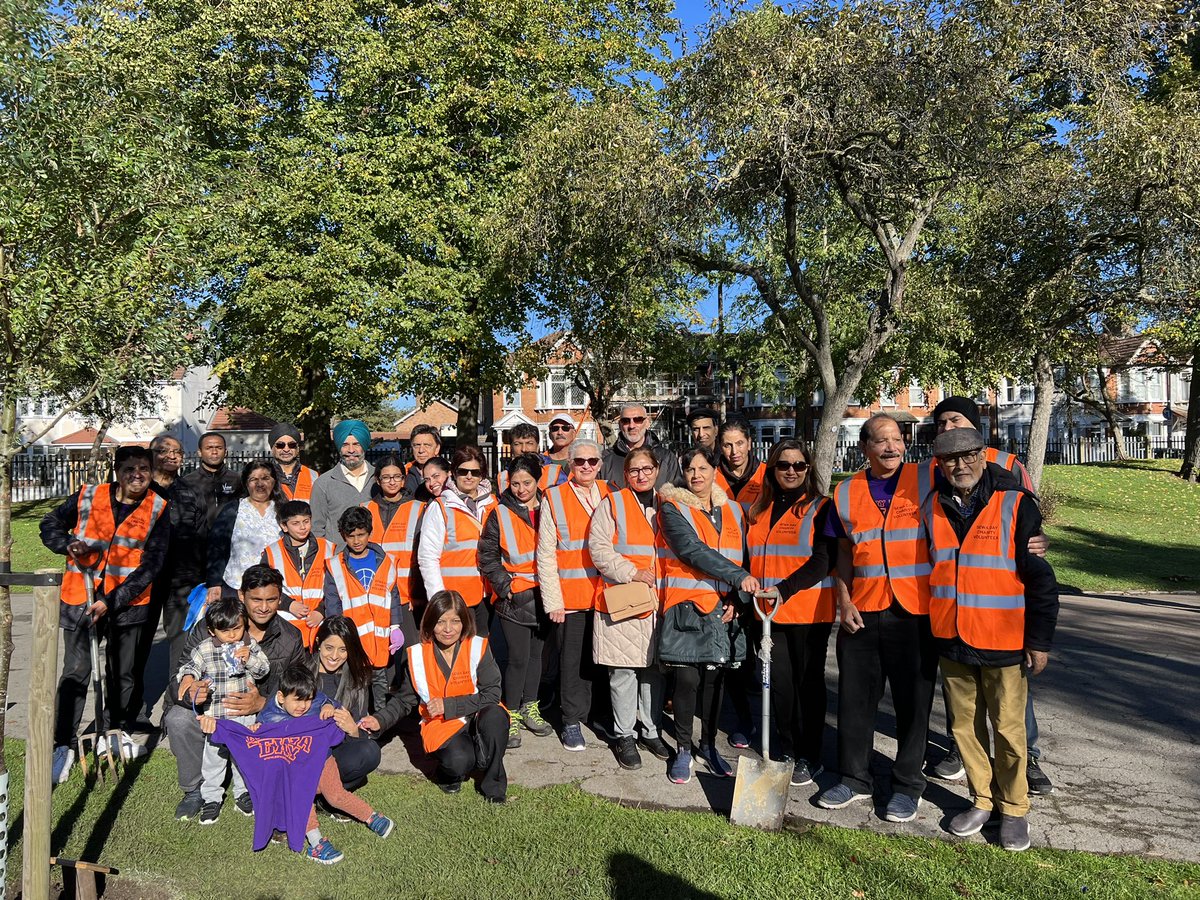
[0,393,19,780]
[1095,369,1128,461]
[590,391,615,446]
[454,367,481,449]
[297,405,334,470]
[85,417,112,483]
[1025,351,1056,492]
[1180,342,1200,482]
[812,378,861,495]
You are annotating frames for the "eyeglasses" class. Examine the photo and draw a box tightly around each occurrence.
[774,460,809,474]
[455,467,482,478]
[627,466,657,478]
[378,474,404,483]
[549,423,574,433]
[618,416,647,426]
[274,440,298,449]
[573,457,601,467]
[939,451,983,466]
[154,448,183,457]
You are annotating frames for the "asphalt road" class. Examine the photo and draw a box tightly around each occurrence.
[7,590,1198,861]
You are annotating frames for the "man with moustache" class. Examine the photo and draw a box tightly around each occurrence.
[401,424,442,498]
[310,419,376,545]
[270,423,318,501]
[599,402,681,490]
[816,413,937,824]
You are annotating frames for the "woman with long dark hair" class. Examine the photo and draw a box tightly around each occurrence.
[745,439,837,787]
[207,459,286,600]
[309,616,383,795]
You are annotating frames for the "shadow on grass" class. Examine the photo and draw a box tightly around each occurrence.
[1047,526,1200,591]
[607,852,724,900]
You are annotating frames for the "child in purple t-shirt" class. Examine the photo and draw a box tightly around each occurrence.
[253,665,394,865]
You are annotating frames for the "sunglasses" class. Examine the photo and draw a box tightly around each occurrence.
[455,467,482,478]
[618,416,647,426]
[572,457,601,467]
[274,440,298,449]
[549,423,574,433]
[774,460,809,474]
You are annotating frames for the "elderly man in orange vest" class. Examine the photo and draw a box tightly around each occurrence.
[817,413,937,823]
[41,446,171,783]
[925,427,1058,852]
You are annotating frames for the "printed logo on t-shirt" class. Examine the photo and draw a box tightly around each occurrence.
[246,735,313,762]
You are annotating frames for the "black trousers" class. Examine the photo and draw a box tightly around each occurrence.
[557,612,596,726]
[671,665,724,750]
[332,735,382,791]
[499,617,548,709]
[471,600,492,641]
[56,618,141,747]
[158,579,201,711]
[771,621,833,765]
[725,616,759,730]
[835,605,937,799]
[435,703,509,801]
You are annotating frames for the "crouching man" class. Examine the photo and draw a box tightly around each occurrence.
[925,428,1059,852]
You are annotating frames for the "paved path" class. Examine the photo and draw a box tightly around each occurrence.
[7,590,1198,862]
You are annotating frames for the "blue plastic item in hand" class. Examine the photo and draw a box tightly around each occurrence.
[182,584,208,633]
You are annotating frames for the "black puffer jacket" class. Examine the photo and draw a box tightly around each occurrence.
[477,488,544,627]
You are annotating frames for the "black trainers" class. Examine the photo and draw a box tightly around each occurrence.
[1027,759,1054,795]
[638,735,672,761]
[934,747,965,780]
[614,736,642,770]
[235,793,254,816]
[198,801,221,825]
[174,789,202,821]
[439,780,462,795]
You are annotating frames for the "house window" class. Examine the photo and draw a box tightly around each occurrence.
[1002,379,1033,405]
[503,389,521,410]
[909,380,926,407]
[20,398,53,418]
[880,386,896,407]
[759,426,776,443]
[542,369,586,409]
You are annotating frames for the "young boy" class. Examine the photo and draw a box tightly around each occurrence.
[323,507,416,708]
[262,500,335,649]
[256,665,394,865]
[179,596,270,825]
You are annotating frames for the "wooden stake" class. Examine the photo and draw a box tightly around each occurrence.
[23,569,61,900]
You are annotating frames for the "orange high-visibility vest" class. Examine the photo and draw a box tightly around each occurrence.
[491,504,538,595]
[365,499,424,606]
[60,485,167,610]
[926,490,1026,651]
[923,449,1033,503]
[325,551,397,667]
[832,463,932,615]
[280,465,318,501]
[407,636,489,752]
[656,497,744,615]
[747,497,836,625]
[266,537,335,649]
[436,498,486,607]
[715,461,767,508]
[596,488,658,617]
[543,481,611,611]
[498,462,564,494]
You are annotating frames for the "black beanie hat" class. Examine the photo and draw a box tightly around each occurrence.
[931,396,981,432]
[268,422,302,446]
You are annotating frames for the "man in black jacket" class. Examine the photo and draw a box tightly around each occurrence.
[599,402,682,490]
[926,428,1058,852]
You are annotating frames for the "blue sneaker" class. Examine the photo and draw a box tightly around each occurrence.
[727,725,755,750]
[304,837,344,865]
[367,813,394,839]
[561,723,586,752]
[816,782,872,810]
[699,743,733,778]
[668,749,693,784]
[885,793,921,823]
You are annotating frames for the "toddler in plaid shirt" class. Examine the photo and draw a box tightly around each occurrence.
[178,595,269,823]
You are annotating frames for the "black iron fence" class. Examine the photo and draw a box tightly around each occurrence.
[9,435,1186,503]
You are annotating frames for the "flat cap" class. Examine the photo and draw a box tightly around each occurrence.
[932,427,985,457]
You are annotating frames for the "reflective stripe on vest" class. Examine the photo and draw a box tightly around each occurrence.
[366,499,424,605]
[493,505,538,595]
[746,496,835,625]
[544,482,608,611]
[438,498,486,606]
[927,490,1026,651]
[281,466,317,501]
[268,538,335,649]
[61,485,167,609]
[326,553,395,666]
[656,498,744,615]
[407,636,487,752]
[597,488,659,616]
[832,463,932,615]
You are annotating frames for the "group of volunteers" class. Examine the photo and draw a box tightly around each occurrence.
[39,394,1058,862]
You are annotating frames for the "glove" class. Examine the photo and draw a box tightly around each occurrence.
[389,628,405,653]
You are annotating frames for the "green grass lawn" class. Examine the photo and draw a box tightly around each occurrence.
[1041,460,1200,594]
[2,743,1197,900]
[8,498,60,573]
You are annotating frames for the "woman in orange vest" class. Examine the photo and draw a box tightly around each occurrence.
[477,453,555,749]
[745,439,838,787]
[361,590,509,802]
[417,447,496,637]
[363,453,425,611]
[657,446,761,784]
[588,447,672,771]
[536,437,610,752]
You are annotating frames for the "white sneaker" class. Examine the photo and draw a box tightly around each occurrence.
[118,731,148,760]
[52,745,75,784]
